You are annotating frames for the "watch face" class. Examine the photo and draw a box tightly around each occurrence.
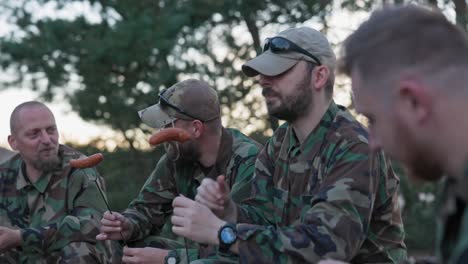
[167,257,177,264]
[221,227,237,244]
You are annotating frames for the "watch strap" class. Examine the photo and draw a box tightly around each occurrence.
[218,222,237,253]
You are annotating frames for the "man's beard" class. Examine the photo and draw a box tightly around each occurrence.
[165,140,201,163]
[396,119,444,182]
[31,155,60,172]
[405,149,444,182]
[263,73,312,122]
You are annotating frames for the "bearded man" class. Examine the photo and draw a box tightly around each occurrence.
[0,101,113,263]
[97,79,261,264]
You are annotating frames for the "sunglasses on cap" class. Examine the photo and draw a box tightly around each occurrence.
[263,36,322,66]
[159,89,200,120]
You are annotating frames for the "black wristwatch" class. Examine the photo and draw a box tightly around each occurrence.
[218,222,237,253]
[164,250,179,264]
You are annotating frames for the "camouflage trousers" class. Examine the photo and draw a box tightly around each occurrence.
[128,235,238,264]
[0,241,115,264]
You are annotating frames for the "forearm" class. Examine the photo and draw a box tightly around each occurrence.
[124,159,177,241]
[236,201,276,225]
[123,193,175,241]
[202,221,350,261]
[122,208,160,241]
[196,213,363,262]
[234,220,363,263]
[233,197,369,262]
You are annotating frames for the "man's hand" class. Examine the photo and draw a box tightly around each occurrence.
[122,246,168,264]
[96,211,131,241]
[171,196,225,245]
[0,227,21,252]
[195,175,233,218]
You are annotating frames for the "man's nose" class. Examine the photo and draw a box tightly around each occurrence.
[39,130,52,144]
[258,74,272,87]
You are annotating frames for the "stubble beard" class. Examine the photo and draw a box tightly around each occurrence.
[32,149,60,173]
[264,73,312,123]
[166,140,201,163]
[396,119,444,182]
[406,150,444,182]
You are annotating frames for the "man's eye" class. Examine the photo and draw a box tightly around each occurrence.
[47,127,57,134]
[27,131,38,138]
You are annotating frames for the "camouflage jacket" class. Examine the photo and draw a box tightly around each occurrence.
[436,163,468,264]
[123,128,261,261]
[0,144,112,262]
[0,147,14,164]
[235,102,407,263]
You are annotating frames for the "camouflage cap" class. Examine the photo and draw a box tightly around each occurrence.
[242,27,336,77]
[138,79,221,128]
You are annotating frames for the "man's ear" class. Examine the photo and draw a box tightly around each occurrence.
[312,65,330,92]
[191,120,204,138]
[8,135,17,151]
[397,79,432,124]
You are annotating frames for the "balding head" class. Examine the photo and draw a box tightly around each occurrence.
[10,101,53,135]
[8,101,59,174]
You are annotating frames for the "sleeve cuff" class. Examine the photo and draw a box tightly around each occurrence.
[236,223,267,240]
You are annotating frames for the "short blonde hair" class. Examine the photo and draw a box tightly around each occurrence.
[340,5,468,86]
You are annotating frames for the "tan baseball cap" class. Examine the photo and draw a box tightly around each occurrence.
[138,79,220,128]
[242,27,336,77]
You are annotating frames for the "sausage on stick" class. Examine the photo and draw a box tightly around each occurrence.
[69,153,104,168]
[149,127,191,146]
[69,152,128,246]
[149,126,192,259]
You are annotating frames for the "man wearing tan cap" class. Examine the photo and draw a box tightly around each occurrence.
[96,79,261,263]
[171,27,407,263]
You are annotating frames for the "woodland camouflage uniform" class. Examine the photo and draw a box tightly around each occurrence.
[234,102,407,263]
[123,128,261,263]
[0,144,113,263]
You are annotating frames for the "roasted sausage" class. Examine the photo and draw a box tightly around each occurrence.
[69,153,104,168]
[149,127,191,146]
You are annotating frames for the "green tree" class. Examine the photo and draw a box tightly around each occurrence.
[0,0,338,147]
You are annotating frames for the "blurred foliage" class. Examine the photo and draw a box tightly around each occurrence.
[0,0,337,145]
